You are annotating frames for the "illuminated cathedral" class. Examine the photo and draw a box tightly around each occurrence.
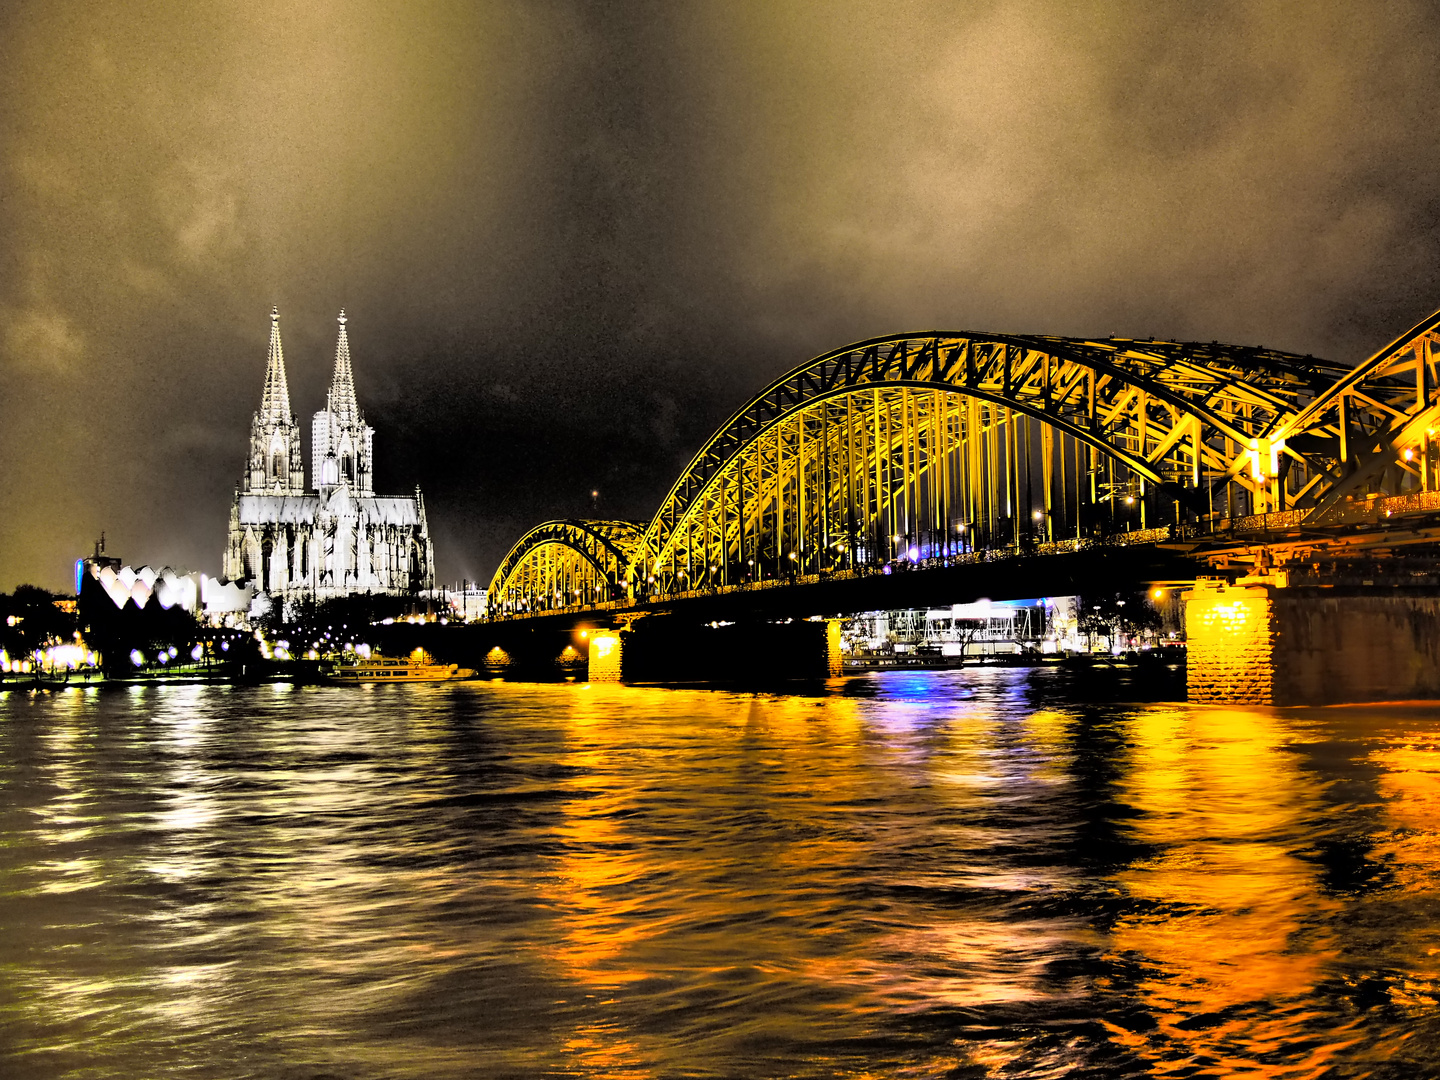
[224,308,434,602]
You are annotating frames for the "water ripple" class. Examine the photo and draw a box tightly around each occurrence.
[1,671,1438,1077]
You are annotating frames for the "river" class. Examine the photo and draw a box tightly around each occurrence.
[1,670,1437,1078]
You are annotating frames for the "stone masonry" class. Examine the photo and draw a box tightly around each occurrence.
[1184,580,1277,704]
[1185,578,1440,705]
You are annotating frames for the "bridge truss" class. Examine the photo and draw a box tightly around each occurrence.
[488,309,1440,611]
[630,332,1342,597]
[487,519,642,616]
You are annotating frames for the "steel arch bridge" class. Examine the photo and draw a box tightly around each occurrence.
[487,308,1440,615]
[487,519,643,615]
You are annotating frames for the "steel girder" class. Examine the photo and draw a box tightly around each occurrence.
[633,332,1342,583]
[1265,307,1440,519]
[487,519,644,614]
[486,312,1440,615]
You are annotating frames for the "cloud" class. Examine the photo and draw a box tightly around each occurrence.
[671,0,1440,354]
[12,150,80,198]
[1,304,84,371]
[6,0,1440,589]
[118,258,174,299]
[158,161,245,266]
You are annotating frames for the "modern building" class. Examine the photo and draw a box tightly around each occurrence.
[224,308,434,604]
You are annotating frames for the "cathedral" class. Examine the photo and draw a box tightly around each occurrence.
[224,308,435,603]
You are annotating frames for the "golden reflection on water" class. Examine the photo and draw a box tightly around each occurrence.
[535,683,1440,1076]
[545,687,876,1075]
[1365,732,1440,1041]
[2,677,1440,1078]
[1374,738,1440,889]
[1108,706,1350,1075]
[544,686,1093,1071]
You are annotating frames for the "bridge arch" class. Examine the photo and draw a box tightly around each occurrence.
[487,519,644,615]
[483,308,1440,618]
[630,333,1345,595]
[1266,307,1440,518]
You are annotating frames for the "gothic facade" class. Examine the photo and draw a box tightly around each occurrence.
[224,309,435,601]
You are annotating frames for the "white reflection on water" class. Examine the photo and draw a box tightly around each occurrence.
[0,673,1438,1078]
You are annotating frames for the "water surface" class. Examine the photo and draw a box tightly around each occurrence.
[1,670,1437,1077]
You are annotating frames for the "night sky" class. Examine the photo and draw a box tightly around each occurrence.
[6,1,1440,592]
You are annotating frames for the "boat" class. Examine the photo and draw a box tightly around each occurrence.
[328,652,475,683]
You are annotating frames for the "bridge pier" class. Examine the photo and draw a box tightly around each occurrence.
[587,630,623,682]
[616,616,842,683]
[1184,579,1440,705]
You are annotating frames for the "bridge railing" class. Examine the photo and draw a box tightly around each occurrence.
[1213,489,1440,534]
[483,526,1177,622]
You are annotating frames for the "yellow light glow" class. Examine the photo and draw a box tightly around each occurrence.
[1219,603,1244,622]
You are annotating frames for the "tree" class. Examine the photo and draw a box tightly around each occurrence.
[1075,590,1162,653]
[0,585,76,658]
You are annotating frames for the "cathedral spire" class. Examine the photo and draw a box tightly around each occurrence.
[245,306,304,496]
[311,309,374,496]
[328,309,359,422]
[259,306,293,422]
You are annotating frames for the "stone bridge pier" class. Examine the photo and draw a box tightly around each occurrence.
[1184,578,1440,705]
[389,612,843,684]
[589,616,843,684]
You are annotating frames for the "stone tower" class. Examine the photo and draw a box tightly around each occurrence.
[243,307,305,494]
[311,310,375,496]
[226,305,434,603]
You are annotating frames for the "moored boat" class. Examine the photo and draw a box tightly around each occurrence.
[328,653,474,683]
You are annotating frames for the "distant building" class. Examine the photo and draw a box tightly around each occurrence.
[224,308,435,604]
[79,558,251,619]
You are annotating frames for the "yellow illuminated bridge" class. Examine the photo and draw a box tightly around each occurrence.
[488,308,1440,618]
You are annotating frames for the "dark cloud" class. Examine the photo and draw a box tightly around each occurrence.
[5,0,1440,590]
